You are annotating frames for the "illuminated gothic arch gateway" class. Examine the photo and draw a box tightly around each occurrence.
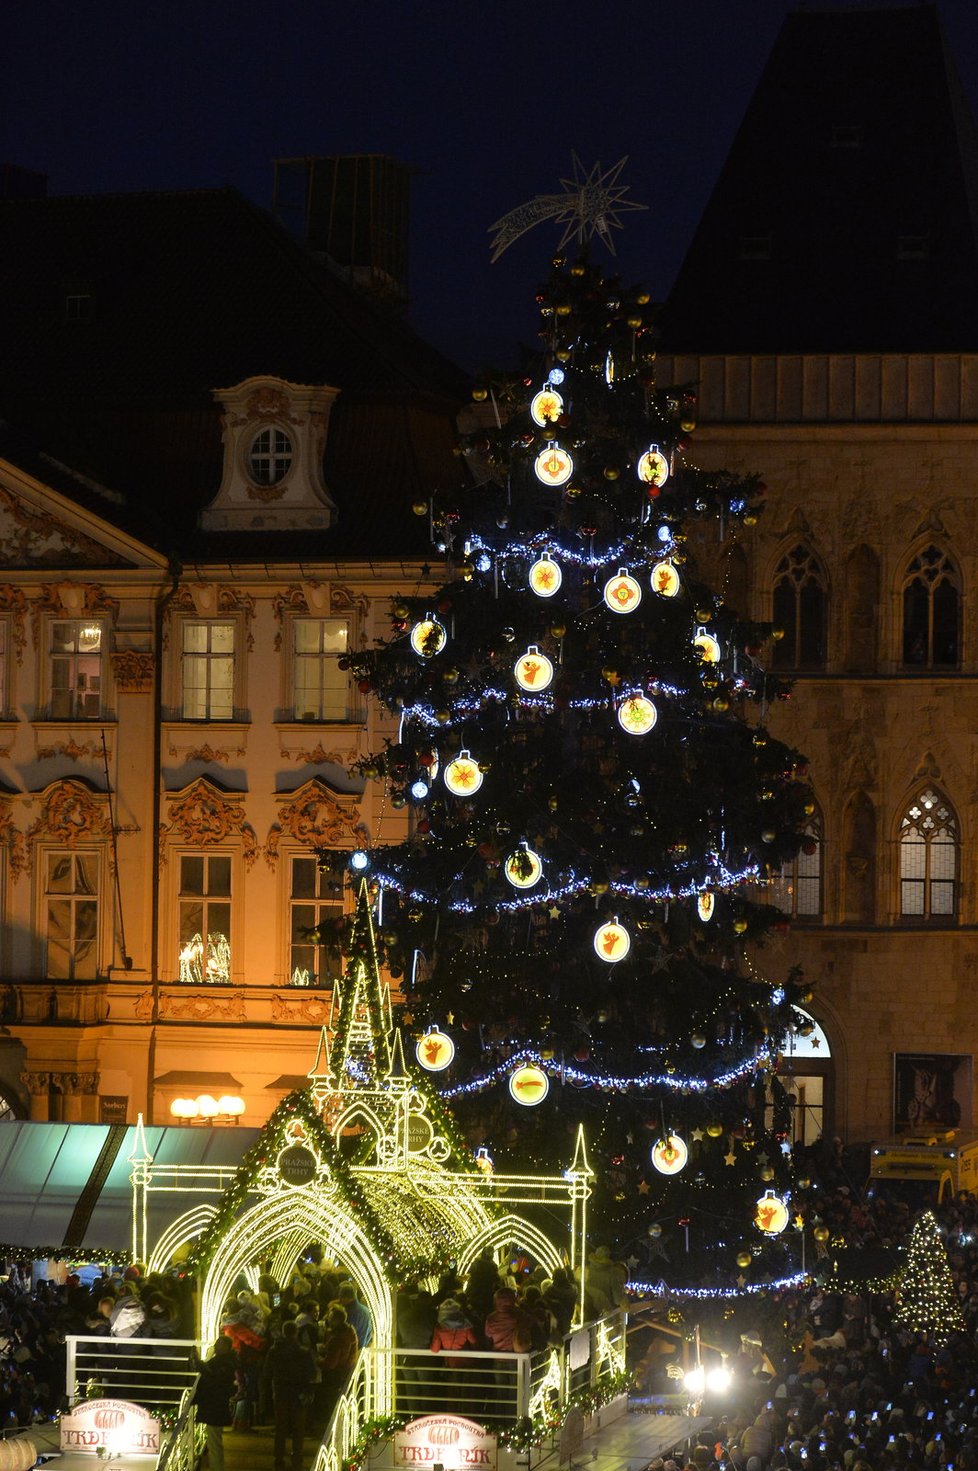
[135,888,592,1412]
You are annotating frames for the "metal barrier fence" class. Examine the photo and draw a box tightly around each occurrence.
[65,1336,201,1411]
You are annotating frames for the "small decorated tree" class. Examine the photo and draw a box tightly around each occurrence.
[894,1210,964,1344]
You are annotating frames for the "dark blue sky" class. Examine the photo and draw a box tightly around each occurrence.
[7,1,978,369]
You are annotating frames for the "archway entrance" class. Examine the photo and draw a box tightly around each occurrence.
[779,1008,833,1145]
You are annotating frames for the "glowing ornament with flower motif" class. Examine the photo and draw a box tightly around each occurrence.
[534,445,574,487]
[603,570,642,614]
[444,751,483,796]
[530,388,564,427]
[651,1133,689,1175]
[528,553,562,598]
[409,616,447,657]
[617,694,657,735]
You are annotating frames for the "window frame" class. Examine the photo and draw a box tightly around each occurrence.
[287,852,345,987]
[899,787,959,924]
[46,617,106,721]
[901,544,960,670]
[774,815,823,922]
[246,426,294,487]
[177,851,234,984]
[179,618,237,722]
[771,544,827,671]
[41,848,102,980]
[290,614,354,723]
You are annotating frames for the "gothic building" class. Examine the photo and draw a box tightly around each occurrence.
[661,4,978,1145]
[0,186,465,1126]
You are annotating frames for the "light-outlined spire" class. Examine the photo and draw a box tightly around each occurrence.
[307,1025,334,1095]
[128,1112,153,1165]
[332,879,392,1091]
[386,1027,410,1092]
[568,1123,593,1178]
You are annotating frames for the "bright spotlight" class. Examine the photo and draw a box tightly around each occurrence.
[683,1366,705,1397]
[707,1366,732,1394]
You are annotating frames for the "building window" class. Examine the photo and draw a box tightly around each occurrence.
[45,852,99,979]
[181,621,234,720]
[0,619,7,715]
[902,545,959,667]
[772,545,826,669]
[248,428,293,486]
[65,293,95,321]
[775,817,822,920]
[293,618,351,721]
[178,854,231,982]
[50,621,103,719]
[900,788,957,920]
[289,855,343,986]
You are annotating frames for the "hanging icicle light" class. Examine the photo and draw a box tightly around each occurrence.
[514,645,554,692]
[528,552,563,598]
[409,615,447,657]
[534,445,574,487]
[504,843,543,889]
[444,750,484,796]
[530,387,564,427]
[603,569,642,614]
[593,918,631,963]
[651,1133,689,1175]
[650,560,681,598]
[617,694,658,735]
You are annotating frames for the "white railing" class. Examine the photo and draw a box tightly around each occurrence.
[154,1382,200,1471]
[65,1335,201,1411]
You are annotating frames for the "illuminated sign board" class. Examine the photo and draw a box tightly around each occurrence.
[394,1415,497,1471]
[60,1399,160,1456]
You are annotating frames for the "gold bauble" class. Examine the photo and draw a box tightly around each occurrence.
[736,1250,752,1269]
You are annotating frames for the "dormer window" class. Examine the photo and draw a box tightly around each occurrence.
[248,427,293,486]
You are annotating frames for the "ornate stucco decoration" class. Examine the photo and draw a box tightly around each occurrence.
[272,582,368,651]
[0,586,28,663]
[201,376,340,533]
[111,650,155,693]
[158,992,247,1022]
[264,778,364,869]
[272,994,332,1025]
[282,741,351,766]
[164,584,256,651]
[25,779,114,865]
[0,798,28,881]
[0,485,129,569]
[162,776,258,868]
[31,582,120,644]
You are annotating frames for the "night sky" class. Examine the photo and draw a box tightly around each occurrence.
[7,0,978,369]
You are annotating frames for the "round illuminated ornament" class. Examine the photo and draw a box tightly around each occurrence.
[651,1134,689,1176]
[755,1189,790,1235]
[444,750,484,797]
[415,1029,455,1072]
[603,570,642,614]
[515,645,554,692]
[509,1063,550,1106]
[534,445,574,487]
[528,553,562,598]
[617,694,658,735]
[637,446,670,488]
[736,1249,753,1270]
[504,843,543,889]
[530,388,564,427]
[409,616,447,657]
[650,560,681,598]
[697,891,715,922]
[693,627,721,663]
[594,919,630,963]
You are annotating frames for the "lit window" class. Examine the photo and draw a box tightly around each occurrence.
[900,788,957,920]
[178,855,231,983]
[46,853,99,979]
[289,855,343,986]
[181,622,234,720]
[774,818,822,920]
[248,428,293,486]
[293,618,350,721]
[902,545,959,668]
[50,621,103,719]
[772,545,826,669]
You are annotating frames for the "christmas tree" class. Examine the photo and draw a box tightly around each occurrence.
[894,1210,964,1344]
[348,239,813,1287]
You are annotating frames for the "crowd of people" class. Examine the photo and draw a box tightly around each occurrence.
[7,1165,978,1471]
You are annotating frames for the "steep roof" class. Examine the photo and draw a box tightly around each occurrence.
[0,188,467,559]
[661,5,978,354]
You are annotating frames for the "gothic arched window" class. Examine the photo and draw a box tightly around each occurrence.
[772,545,826,669]
[900,788,958,920]
[902,546,959,668]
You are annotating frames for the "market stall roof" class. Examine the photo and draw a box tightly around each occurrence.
[0,1121,257,1258]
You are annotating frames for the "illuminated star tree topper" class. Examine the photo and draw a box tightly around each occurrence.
[489,155,647,262]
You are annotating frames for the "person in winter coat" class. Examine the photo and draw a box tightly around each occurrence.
[430,1298,478,1368]
[484,1288,519,1352]
[194,1337,238,1471]
[396,1286,438,1416]
[264,1319,316,1471]
[317,1303,359,1424]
